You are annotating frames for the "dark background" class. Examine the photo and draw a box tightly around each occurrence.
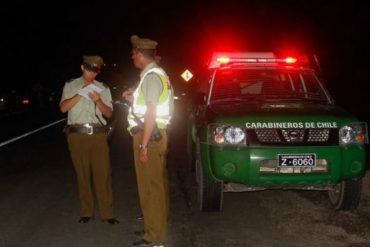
[2,0,369,122]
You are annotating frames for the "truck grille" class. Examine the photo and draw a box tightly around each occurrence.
[251,129,337,146]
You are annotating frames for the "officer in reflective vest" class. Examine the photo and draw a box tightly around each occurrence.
[123,35,174,247]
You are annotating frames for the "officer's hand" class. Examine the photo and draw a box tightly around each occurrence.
[89,91,101,102]
[139,148,148,163]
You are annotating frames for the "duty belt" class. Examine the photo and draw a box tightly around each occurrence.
[68,123,108,135]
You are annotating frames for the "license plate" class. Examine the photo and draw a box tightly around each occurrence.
[278,154,316,167]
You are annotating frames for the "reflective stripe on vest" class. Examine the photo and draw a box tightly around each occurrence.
[128,67,172,130]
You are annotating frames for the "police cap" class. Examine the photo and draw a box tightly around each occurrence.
[130,35,158,50]
[83,56,104,72]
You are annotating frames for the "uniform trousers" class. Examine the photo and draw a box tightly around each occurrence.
[67,132,114,219]
[133,129,170,244]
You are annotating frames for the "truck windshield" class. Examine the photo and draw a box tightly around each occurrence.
[211,69,329,103]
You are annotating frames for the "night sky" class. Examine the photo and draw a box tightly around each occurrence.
[2,0,369,121]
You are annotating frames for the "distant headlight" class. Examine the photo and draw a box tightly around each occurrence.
[339,122,368,145]
[210,124,246,145]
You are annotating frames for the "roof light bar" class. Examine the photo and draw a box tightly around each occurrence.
[209,52,304,69]
[215,56,297,65]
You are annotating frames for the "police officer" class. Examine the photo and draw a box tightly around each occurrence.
[123,35,173,247]
[60,55,119,224]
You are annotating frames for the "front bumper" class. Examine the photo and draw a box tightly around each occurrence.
[201,143,366,187]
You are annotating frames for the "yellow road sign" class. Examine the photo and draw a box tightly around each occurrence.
[181,69,193,82]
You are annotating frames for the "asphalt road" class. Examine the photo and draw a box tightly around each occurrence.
[0,105,369,247]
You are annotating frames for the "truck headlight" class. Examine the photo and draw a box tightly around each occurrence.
[210,124,246,145]
[339,122,368,145]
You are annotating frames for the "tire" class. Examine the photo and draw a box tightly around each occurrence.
[328,178,362,211]
[186,124,195,172]
[196,148,223,212]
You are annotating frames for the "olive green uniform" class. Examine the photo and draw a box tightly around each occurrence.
[133,130,169,243]
[61,77,115,219]
[131,63,172,244]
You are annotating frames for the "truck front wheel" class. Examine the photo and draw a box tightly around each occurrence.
[186,123,195,172]
[328,178,362,210]
[196,153,223,212]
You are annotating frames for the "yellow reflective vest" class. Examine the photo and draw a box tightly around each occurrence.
[128,67,172,131]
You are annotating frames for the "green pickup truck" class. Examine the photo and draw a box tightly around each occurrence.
[187,52,368,212]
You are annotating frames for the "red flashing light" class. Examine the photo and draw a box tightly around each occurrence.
[22,99,30,104]
[216,56,230,64]
[285,57,297,64]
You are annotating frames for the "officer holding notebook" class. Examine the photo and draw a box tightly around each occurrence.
[60,55,119,224]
